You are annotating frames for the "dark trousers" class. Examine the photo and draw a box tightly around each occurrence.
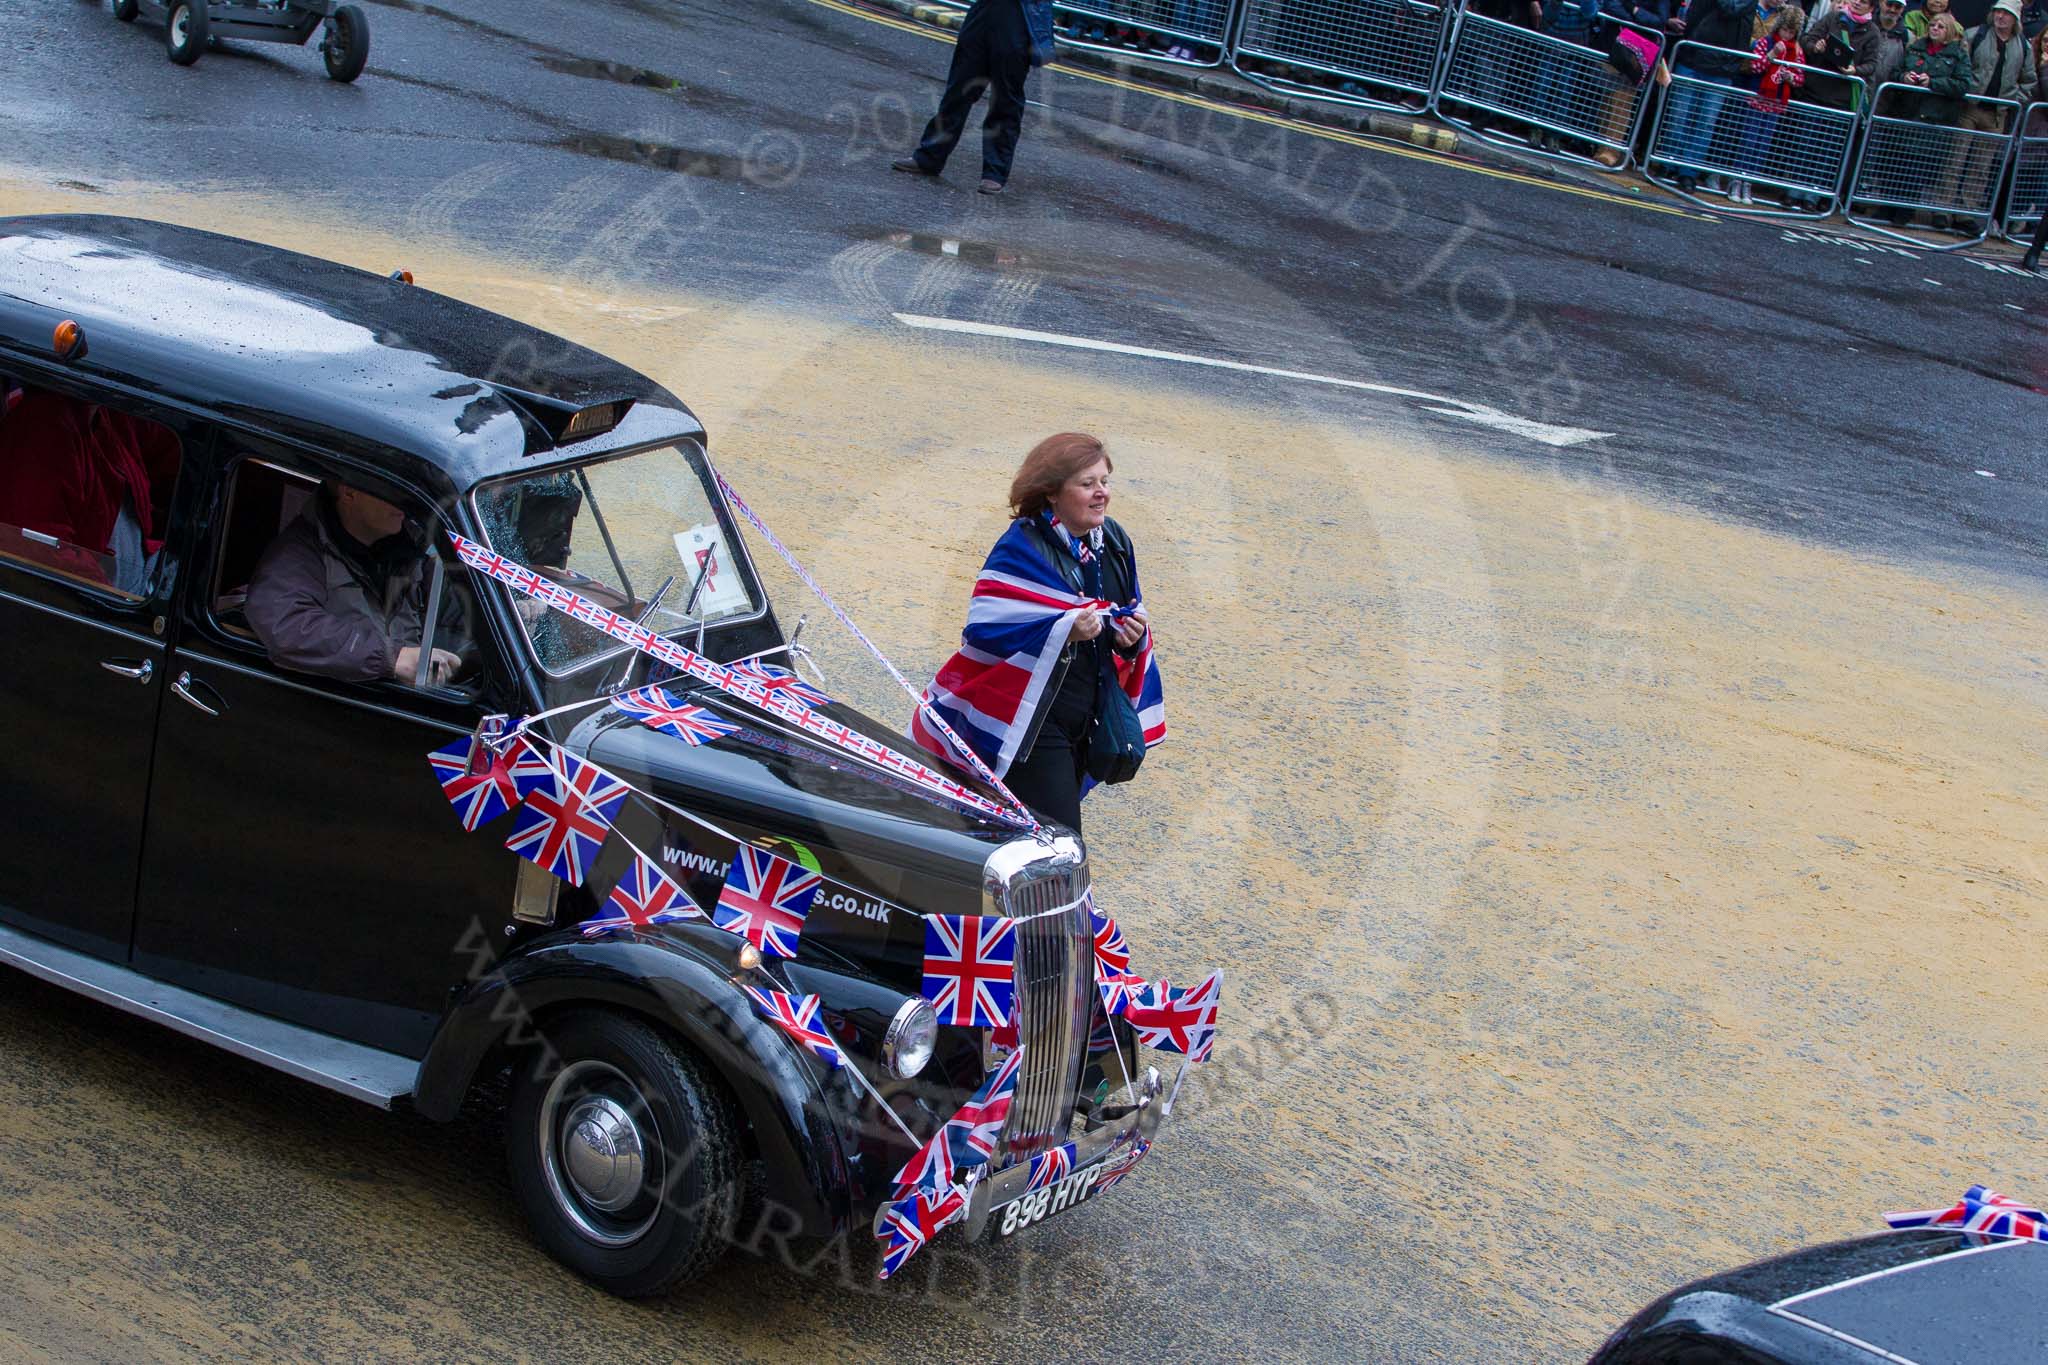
[2029,202,2048,262]
[913,0,1034,184]
[1004,653,1097,833]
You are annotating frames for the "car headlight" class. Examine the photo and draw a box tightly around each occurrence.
[882,998,938,1079]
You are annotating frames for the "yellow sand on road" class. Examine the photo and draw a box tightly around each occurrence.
[1,179,2043,1360]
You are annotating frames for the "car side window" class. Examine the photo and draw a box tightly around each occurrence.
[212,454,481,697]
[0,375,183,602]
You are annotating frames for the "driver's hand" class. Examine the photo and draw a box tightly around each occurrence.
[395,645,463,687]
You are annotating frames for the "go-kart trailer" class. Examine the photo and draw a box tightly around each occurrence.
[112,0,370,82]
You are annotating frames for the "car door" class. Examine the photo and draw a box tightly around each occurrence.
[0,373,201,961]
[131,440,527,1058]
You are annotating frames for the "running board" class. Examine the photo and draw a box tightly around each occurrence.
[0,921,417,1108]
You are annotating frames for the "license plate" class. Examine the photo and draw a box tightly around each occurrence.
[992,1162,1107,1238]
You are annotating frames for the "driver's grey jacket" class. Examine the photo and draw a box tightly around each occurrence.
[246,505,427,683]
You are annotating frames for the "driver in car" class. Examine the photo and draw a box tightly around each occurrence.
[246,479,463,687]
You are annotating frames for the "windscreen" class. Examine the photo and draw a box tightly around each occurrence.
[472,439,761,675]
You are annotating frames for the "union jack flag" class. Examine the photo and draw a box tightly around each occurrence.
[739,984,846,1069]
[610,686,739,746]
[714,845,821,959]
[876,1184,968,1280]
[946,1045,1024,1167]
[1024,1141,1076,1192]
[426,735,522,831]
[891,1125,958,1197]
[729,659,831,708]
[1125,970,1221,1062]
[1097,968,1145,1018]
[582,854,702,936]
[1887,1186,2048,1243]
[1091,901,1131,979]
[1094,1137,1151,1193]
[921,914,1017,1028]
[504,735,561,801]
[503,752,630,886]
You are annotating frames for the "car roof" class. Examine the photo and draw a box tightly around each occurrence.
[0,215,703,492]
[1652,1230,2048,1364]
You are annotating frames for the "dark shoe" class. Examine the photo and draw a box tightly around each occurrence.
[891,157,938,177]
[2024,249,2043,272]
[978,178,1004,194]
[1928,213,1955,231]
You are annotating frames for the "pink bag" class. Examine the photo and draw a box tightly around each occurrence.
[1608,28,1661,85]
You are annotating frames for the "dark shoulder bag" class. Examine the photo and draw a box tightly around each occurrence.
[1085,521,1146,786]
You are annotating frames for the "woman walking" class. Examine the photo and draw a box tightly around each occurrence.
[914,433,1164,834]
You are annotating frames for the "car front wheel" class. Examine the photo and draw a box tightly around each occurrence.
[506,1011,740,1297]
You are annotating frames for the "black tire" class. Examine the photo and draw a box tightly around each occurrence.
[505,1011,740,1298]
[164,1,206,64]
[320,4,369,83]
[112,0,139,23]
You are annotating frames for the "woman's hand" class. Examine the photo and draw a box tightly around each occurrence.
[1069,610,1105,642]
[1111,614,1148,650]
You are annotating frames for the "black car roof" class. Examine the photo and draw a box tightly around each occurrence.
[1644,1230,2048,1364]
[0,215,703,491]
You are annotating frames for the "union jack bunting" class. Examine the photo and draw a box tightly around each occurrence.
[582,854,702,936]
[891,1125,958,1197]
[739,985,846,1070]
[503,735,561,802]
[610,686,740,746]
[1094,1137,1151,1193]
[1125,970,1221,1062]
[502,751,630,886]
[730,659,832,708]
[921,914,1017,1028]
[946,1045,1025,1168]
[714,844,822,959]
[1024,1141,1077,1192]
[1887,1186,2048,1242]
[1097,968,1145,1019]
[426,735,522,831]
[1091,900,1131,979]
[876,1184,969,1280]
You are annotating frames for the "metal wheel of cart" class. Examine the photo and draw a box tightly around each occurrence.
[319,3,369,83]
[164,1,207,64]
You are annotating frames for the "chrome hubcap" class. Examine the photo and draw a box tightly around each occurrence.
[537,1060,665,1247]
[562,1095,645,1212]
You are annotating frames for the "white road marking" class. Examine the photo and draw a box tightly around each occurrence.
[1977,470,1997,478]
[2004,303,2026,311]
[893,313,1614,448]
[1923,277,1943,286]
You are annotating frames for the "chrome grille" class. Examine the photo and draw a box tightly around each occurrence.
[997,856,1091,1162]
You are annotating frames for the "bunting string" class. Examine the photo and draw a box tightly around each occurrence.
[448,531,1034,831]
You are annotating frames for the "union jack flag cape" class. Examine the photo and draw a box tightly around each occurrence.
[876,1183,969,1280]
[1887,1186,2048,1242]
[911,518,1165,780]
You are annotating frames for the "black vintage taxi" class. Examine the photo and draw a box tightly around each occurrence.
[0,214,1166,1295]
[1591,1228,2048,1363]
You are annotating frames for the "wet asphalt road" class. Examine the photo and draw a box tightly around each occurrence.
[5,0,2042,579]
[1,3,2046,1363]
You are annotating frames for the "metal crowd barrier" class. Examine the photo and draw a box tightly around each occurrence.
[1999,104,2048,241]
[1843,84,2022,249]
[1432,11,1663,171]
[1052,0,1234,65]
[1229,0,1451,112]
[1642,42,1862,218]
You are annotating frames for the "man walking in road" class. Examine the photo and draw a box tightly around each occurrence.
[891,0,1056,193]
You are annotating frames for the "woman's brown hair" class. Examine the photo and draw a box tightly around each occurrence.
[1008,432,1111,519]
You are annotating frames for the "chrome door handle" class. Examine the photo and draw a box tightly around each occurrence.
[101,658,155,683]
[170,671,220,717]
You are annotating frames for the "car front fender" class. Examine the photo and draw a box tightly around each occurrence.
[413,928,855,1238]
